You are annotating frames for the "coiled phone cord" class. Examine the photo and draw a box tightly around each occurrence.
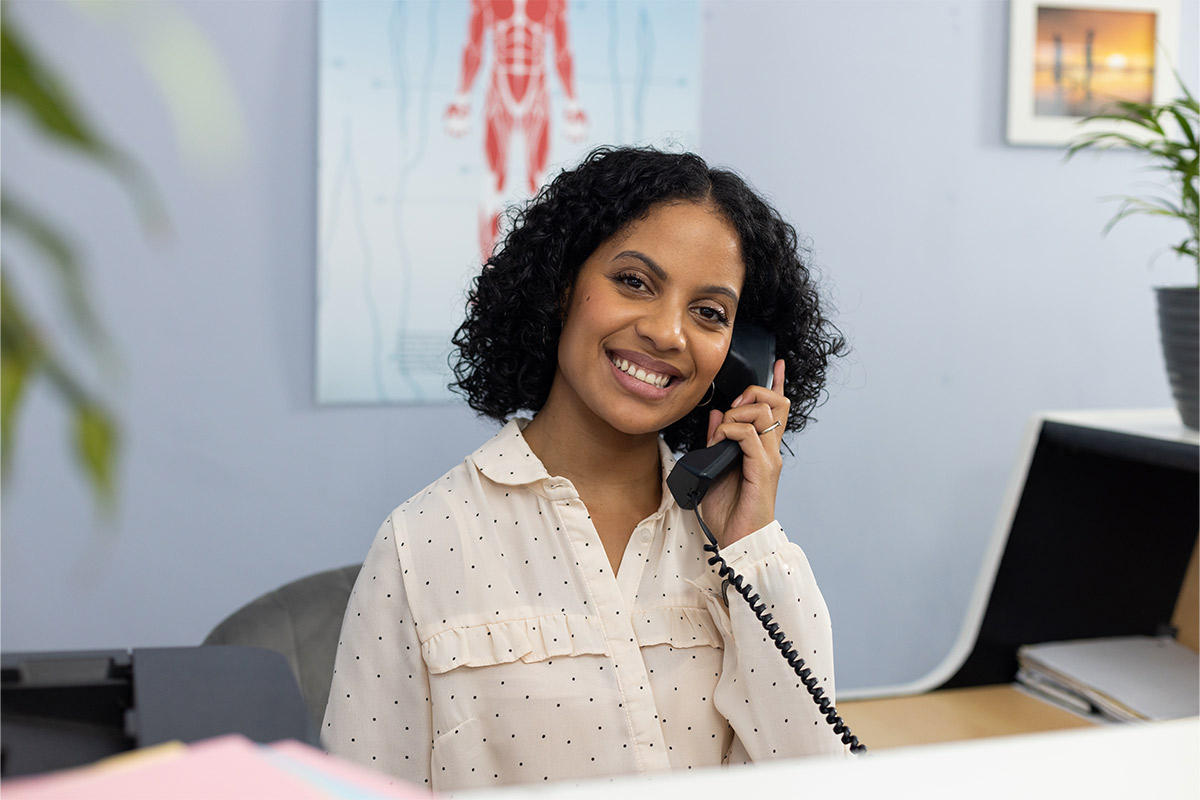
[693,506,867,755]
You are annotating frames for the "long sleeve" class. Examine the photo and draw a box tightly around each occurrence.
[322,516,434,787]
[701,523,848,761]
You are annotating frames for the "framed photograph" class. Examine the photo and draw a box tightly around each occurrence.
[1007,0,1180,145]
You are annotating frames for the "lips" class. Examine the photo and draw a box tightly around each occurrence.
[607,351,682,390]
[610,355,670,388]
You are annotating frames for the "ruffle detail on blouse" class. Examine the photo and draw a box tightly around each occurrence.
[421,613,610,674]
[631,605,723,650]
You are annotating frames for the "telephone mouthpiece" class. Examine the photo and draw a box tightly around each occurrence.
[667,440,742,509]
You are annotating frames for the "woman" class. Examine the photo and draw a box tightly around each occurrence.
[322,146,848,789]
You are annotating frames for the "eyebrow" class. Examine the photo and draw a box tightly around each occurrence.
[614,250,740,305]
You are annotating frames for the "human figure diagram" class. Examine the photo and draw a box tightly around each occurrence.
[445,0,588,258]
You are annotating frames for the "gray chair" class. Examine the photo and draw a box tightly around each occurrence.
[203,565,360,725]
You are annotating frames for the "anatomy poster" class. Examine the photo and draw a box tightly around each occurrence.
[317,0,701,404]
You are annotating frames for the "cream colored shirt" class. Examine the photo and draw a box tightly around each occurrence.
[322,420,846,791]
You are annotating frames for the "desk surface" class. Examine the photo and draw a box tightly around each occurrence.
[470,718,1199,800]
[837,684,1094,750]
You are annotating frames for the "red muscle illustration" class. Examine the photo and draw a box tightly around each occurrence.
[446,0,588,257]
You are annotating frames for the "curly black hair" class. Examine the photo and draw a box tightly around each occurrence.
[450,145,845,453]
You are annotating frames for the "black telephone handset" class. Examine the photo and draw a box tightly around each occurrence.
[667,322,867,755]
[667,322,776,511]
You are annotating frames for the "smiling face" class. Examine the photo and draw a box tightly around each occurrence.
[545,200,746,439]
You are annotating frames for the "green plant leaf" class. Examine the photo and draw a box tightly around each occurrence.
[1079,103,1164,135]
[0,194,113,363]
[1,270,120,510]
[73,400,118,513]
[1066,130,1160,157]
[0,280,35,473]
[1101,194,1185,226]
[1168,106,1197,150]
[0,7,169,513]
[1171,68,1198,111]
[1066,74,1200,281]
[1114,194,1186,217]
[1,13,99,152]
[0,349,30,474]
[1,9,167,236]
[1174,240,1199,260]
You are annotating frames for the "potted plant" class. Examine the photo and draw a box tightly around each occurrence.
[1066,82,1199,430]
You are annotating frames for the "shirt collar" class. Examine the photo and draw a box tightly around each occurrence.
[470,418,680,507]
[469,418,551,486]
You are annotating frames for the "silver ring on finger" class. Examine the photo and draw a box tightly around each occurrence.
[758,420,782,436]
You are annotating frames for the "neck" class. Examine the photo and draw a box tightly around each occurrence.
[522,388,663,506]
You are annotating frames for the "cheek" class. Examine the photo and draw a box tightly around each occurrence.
[697,340,732,383]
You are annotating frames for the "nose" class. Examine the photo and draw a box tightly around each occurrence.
[635,303,686,353]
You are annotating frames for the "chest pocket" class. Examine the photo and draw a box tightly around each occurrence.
[421,613,609,673]
[632,605,723,650]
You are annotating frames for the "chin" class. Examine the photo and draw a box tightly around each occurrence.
[601,402,692,439]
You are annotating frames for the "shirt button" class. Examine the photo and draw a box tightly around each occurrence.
[638,529,652,543]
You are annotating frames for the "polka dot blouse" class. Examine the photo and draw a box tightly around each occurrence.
[322,419,846,791]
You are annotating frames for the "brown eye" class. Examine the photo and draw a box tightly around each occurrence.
[615,272,647,291]
[696,306,730,326]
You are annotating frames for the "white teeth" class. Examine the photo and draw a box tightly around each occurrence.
[611,356,670,389]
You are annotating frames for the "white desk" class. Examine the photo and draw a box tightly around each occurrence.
[846,408,1198,699]
[464,718,1199,799]
[832,408,1198,753]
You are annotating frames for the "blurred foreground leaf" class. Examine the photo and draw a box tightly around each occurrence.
[0,6,161,512]
[2,2,238,514]
[1,10,166,233]
[73,401,118,513]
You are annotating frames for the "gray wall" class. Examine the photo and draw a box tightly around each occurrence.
[2,0,1196,693]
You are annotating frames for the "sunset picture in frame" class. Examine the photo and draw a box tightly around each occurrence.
[1034,6,1155,117]
[1008,0,1180,145]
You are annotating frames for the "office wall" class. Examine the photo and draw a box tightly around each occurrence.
[2,0,1196,693]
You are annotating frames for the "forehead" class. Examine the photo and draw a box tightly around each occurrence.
[595,201,745,285]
